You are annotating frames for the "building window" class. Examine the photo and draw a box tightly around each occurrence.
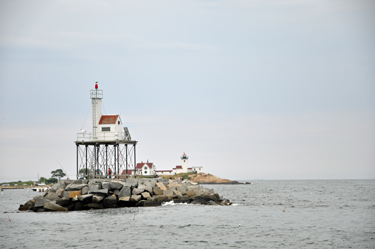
[144,171,147,174]
[102,127,110,131]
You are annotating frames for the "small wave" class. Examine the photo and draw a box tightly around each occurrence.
[162,200,176,206]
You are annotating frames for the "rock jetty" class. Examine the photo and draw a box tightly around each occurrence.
[18,178,232,212]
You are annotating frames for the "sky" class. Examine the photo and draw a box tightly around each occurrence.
[0,0,374,182]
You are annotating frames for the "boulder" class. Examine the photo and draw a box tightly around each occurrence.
[136,200,146,207]
[153,186,163,195]
[50,183,64,192]
[177,185,187,195]
[207,200,219,206]
[92,195,104,203]
[113,189,120,196]
[85,203,104,209]
[73,179,88,184]
[118,186,131,198]
[143,200,163,207]
[186,189,196,197]
[45,192,61,201]
[56,189,64,198]
[63,191,70,198]
[103,195,117,208]
[163,189,173,198]
[130,195,142,202]
[102,182,110,189]
[74,202,86,211]
[56,198,70,207]
[157,195,170,202]
[44,202,68,211]
[132,188,145,195]
[141,192,151,199]
[81,187,89,195]
[66,184,89,191]
[172,189,182,197]
[168,182,182,187]
[89,184,101,194]
[174,196,190,203]
[34,197,52,208]
[78,194,93,202]
[139,184,152,194]
[124,178,138,188]
[90,189,108,196]
[156,182,167,191]
[109,181,124,190]
[18,199,35,211]
[118,196,130,202]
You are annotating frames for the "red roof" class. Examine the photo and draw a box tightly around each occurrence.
[174,165,182,169]
[99,115,119,124]
[121,169,135,175]
[136,162,154,169]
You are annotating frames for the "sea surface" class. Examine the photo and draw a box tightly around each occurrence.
[1,180,374,248]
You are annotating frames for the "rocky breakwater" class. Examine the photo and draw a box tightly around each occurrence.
[18,178,232,212]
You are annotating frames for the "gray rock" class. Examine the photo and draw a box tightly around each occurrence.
[141,192,151,199]
[109,181,124,190]
[113,189,120,196]
[163,189,173,198]
[103,195,117,208]
[156,182,167,191]
[118,196,130,202]
[157,195,170,202]
[124,179,138,188]
[92,195,104,203]
[56,189,64,197]
[177,185,187,195]
[118,186,131,198]
[34,197,52,208]
[81,186,89,195]
[172,189,182,197]
[45,192,61,201]
[66,184,89,191]
[44,202,68,211]
[102,182,110,189]
[153,186,163,195]
[130,195,142,202]
[207,200,219,206]
[90,188,108,196]
[56,198,70,207]
[86,203,104,209]
[144,200,162,207]
[88,184,100,193]
[50,183,64,192]
[132,188,145,195]
[78,194,93,202]
[139,184,153,194]
[63,191,70,198]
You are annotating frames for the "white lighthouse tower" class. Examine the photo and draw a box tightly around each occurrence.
[181,152,189,172]
[91,82,102,140]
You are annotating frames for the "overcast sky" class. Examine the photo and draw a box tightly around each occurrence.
[0,0,374,182]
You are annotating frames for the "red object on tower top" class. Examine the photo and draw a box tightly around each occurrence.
[95,83,98,89]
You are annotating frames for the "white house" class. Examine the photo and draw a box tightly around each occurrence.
[136,161,156,176]
[96,115,124,141]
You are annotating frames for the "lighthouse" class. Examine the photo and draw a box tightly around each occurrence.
[75,83,137,179]
[91,82,102,140]
[181,152,189,172]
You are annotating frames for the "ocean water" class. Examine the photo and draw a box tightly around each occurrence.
[1,180,374,248]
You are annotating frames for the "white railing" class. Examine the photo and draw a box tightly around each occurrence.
[77,132,127,141]
[77,133,92,141]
